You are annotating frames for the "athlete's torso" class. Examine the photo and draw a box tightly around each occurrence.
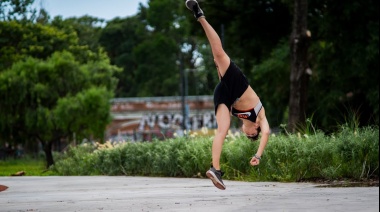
[218,60,249,105]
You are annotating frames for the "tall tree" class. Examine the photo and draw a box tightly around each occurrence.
[287,0,311,132]
[0,51,120,167]
[99,0,191,97]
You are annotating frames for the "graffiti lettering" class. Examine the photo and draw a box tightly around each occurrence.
[139,113,216,131]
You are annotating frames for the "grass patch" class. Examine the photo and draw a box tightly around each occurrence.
[0,157,56,176]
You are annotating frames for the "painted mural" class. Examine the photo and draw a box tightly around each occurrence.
[106,96,216,141]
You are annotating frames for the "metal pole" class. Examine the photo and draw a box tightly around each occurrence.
[184,68,189,131]
[180,56,186,131]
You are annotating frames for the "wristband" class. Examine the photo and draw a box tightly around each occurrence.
[254,154,261,160]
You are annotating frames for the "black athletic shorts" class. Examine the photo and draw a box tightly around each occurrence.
[213,60,249,115]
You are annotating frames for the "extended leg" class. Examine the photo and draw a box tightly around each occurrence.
[212,104,230,170]
[204,104,230,190]
[186,0,230,76]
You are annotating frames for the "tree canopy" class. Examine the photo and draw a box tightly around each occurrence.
[0,1,120,166]
[0,51,120,166]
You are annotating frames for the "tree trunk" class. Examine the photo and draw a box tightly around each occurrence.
[288,0,311,133]
[42,140,55,168]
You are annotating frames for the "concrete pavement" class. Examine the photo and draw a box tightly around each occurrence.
[0,176,378,212]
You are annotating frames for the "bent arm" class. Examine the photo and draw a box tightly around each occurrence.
[256,117,270,158]
[250,110,270,166]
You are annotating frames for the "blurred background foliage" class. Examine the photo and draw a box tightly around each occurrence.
[0,0,378,167]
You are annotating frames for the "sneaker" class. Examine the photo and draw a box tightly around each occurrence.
[206,166,226,190]
[185,0,205,20]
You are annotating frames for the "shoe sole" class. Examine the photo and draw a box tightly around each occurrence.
[206,170,226,190]
[185,0,197,10]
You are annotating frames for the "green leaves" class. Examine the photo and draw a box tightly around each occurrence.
[0,50,119,166]
[133,34,179,96]
[0,2,121,167]
[307,0,379,129]
[54,87,113,139]
[0,21,77,70]
[0,0,37,22]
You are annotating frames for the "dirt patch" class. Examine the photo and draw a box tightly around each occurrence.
[301,178,379,188]
[11,171,25,176]
[0,185,8,192]
[316,181,379,188]
[313,178,379,188]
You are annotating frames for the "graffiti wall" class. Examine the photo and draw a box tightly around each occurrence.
[106,96,216,141]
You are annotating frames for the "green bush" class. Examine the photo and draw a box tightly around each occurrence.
[335,126,379,179]
[52,143,98,175]
[51,126,379,182]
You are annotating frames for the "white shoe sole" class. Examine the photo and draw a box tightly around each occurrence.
[206,170,226,190]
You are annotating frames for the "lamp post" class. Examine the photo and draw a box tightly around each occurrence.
[183,68,197,131]
[180,58,197,131]
[180,57,186,131]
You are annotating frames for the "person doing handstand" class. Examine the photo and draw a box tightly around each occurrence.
[186,0,271,190]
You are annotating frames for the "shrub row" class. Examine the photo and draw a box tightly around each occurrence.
[52,126,379,182]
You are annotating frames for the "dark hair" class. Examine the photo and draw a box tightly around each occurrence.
[246,127,261,141]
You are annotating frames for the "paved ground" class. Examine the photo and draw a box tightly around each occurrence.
[0,176,378,212]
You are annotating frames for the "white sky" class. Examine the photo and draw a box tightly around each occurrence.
[34,0,148,21]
